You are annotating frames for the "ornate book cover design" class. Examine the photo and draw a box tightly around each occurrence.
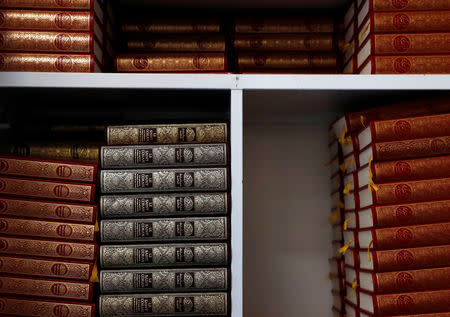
[0,155,97,182]
[371,0,450,11]
[100,243,228,268]
[237,52,336,70]
[100,168,228,193]
[0,0,101,9]
[106,123,227,145]
[368,55,450,74]
[0,255,93,280]
[369,33,450,55]
[101,144,228,168]
[100,268,229,293]
[0,297,95,317]
[0,176,95,203]
[372,11,450,33]
[100,217,228,242]
[0,196,97,223]
[0,236,97,261]
[126,35,226,52]
[234,16,334,33]
[122,17,221,33]
[233,34,334,51]
[100,193,229,218]
[0,217,96,241]
[99,293,228,316]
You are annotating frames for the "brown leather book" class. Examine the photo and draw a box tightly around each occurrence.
[122,17,221,33]
[359,55,450,74]
[233,34,334,51]
[115,53,227,73]
[369,0,450,11]
[370,11,450,33]
[126,34,226,52]
[0,0,103,10]
[234,16,334,33]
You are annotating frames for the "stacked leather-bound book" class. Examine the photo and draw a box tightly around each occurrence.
[0,155,99,316]
[97,123,231,316]
[0,0,115,72]
[328,97,450,316]
[115,16,227,73]
[233,16,339,73]
[342,0,450,74]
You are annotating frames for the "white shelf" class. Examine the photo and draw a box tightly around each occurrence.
[1,72,450,90]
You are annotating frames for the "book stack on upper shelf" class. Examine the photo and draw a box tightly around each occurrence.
[329,98,450,316]
[0,155,99,316]
[233,16,339,73]
[0,0,115,73]
[98,123,231,316]
[115,16,227,73]
[342,0,450,74]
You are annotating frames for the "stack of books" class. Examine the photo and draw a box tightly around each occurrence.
[97,123,231,316]
[342,0,450,74]
[233,15,339,73]
[0,0,115,72]
[0,155,98,316]
[328,97,450,316]
[115,16,227,73]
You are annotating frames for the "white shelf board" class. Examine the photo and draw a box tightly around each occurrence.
[1,72,450,90]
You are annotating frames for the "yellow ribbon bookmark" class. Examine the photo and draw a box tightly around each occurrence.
[340,158,355,172]
[343,217,353,231]
[360,115,366,128]
[368,156,379,192]
[343,182,353,195]
[329,212,341,225]
[341,42,351,53]
[89,262,99,283]
[352,277,359,293]
[338,125,347,144]
[359,23,370,41]
[367,240,374,262]
[339,238,354,255]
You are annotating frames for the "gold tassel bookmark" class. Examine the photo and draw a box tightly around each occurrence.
[89,262,99,283]
[339,238,354,255]
[343,217,353,231]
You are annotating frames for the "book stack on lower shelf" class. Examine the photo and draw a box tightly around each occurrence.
[233,16,339,73]
[0,155,98,316]
[342,0,450,74]
[98,123,231,316]
[0,0,115,73]
[115,16,227,73]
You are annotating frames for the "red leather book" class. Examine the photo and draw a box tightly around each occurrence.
[359,267,450,293]
[359,288,450,315]
[368,11,450,33]
[0,217,96,241]
[0,236,97,261]
[0,155,97,183]
[358,55,450,74]
[0,275,93,301]
[0,176,95,203]
[234,16,335,33]
[360,245,450,273]
[358,222,450,250]
[0,196,97,224]
[0,296,95,317]
[368,0,450,11]
[0,0,104,16]
[0,255,93,280]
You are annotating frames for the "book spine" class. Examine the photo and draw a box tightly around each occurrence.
[0,155,97,182]
[374,289,450,315]
[373,177,450,205]
[100,168,228,193]
[374,200,450,227]
[0,297,95,317]
[99,293,228,316]
[100,193,229,218]
[0,275,93,301]
[127,35,226,52]
[374,136,450,162]
[0,196,96,223]
[100,217,228,242]
[100,243,229,268]
[374,267,450,293]
[0,9,93,31]
[372,0,450,11]
[106,123,228,145]
[0,176,95,203]
[0,0,94,9]
[0,30,92,52]
[101,144,228,168]
[234,16,334,33]
[237,52,336,70]
[115,53,226,72]
[233,34,334,51]
[100,268,229,293]
[372,33,450,55]
[373,222,450,250]
[0,52,95,72]
[371,55,450,74]
[373,156,450,183]
[373,11,450,33]
[0,217,96,242]
[0,255,93,280]
[122,20,221,33]
[9,143,100,162]
[0,236,97,261]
